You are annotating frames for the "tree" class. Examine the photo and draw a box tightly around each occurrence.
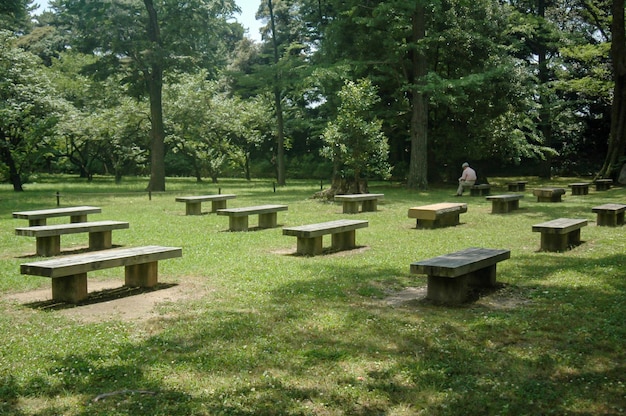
[52,0,239,191]
[0,30,62,191]
[319,78,391,196]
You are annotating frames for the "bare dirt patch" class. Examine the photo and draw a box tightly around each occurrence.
[3,277,206,323]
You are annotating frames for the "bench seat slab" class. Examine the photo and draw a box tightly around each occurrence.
[532,218,588,251]
[283,220,368,256]
[569,183,590,195]
[594,179,613,191]
[334,194,384,214]
[533,188,566,202]
[408,203,467,228]
[486,195,523,214]
[13,206,102,226]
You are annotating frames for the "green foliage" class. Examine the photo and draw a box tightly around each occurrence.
[321,79,391,182]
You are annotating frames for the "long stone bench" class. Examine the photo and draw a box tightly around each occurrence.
[568,182,590,195]
[282,219,368,256]
[15,220,130,256]
[333,193,384,214]
[592,203,626,226]
[410,247,511,304]
[485,194,523,214]
[594,179,613,191]
[20,245,183,303]
[13,206,102,226]
[507,181,528,192]
[470,184,491,196]
[533,187,566,202]
[408,203,467,228]
[532,218,588,252]
[217,204,288,231]
[175,194,236,215]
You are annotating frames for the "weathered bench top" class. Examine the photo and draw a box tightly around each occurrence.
[217,204,288,217]
[533,187,565,196]
[334,193,384,202]
[283,219,368,238]
[410,247,511,278]
[175,194,236,202]
[594,178,613,184]
[15,220,129,237]
[508,181,528,185]
[408,203,467,220]
[568,182,591,187]
[532,218,588,234]
[592,203,626,213]
[13,206,102,220]
[486,194,524,201]
[20,246,182,278]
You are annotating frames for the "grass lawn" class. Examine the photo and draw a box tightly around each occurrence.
[1,175,625,415]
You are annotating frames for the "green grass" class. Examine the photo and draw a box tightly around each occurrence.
[1,175,625,415]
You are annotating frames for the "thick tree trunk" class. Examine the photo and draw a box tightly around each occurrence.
[599,0,626,178]
[407,5,428,190]
[0,140,23,191]
[144,0,166,192]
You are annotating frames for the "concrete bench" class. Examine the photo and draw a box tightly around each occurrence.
[470,184,491,196]
[568,182,590,195]
[533,187,565,202]
[507,181,528,192]
[175,194,236,215]
[20,245,182,303]
[217,204,288,231]
[592,203,626,226]
[532,218,588,252]
[282,219,368,256]
[594,179,613,191]
[485,194,523,214]
[13,206,102,226]
[410,247,511,305]
[333,193,384,214]
[408,203,467,228]
[15,220,130,257]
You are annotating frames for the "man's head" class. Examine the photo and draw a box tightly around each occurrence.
[462,162,469,168]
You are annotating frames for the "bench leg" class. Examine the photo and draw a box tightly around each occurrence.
[36,236,61,257]
[618,212,625,226]
[540,233,569,252]
[211,200,227,212]
[438,214,460,227]
[296,236,323,256]
[491,201,509,214]
[186,202,202,215]
[229,216,248,231]
[332,230,356,251]
[467,265,497,287]
[342,201,359,214]
[89,230,113,250]
[258,212,278,228]
[125,261,158,287]
[70,214,88,223]
[427,275,469,305]
[361,200,378,212]
[52,273,88,303]
[597,212,621,227]
[29,219,46,226]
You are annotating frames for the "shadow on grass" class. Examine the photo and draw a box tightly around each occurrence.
[22,282,178,311]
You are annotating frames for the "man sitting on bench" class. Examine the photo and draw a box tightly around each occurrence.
[456,162,477,196]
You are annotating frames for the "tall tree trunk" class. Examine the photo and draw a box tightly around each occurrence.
[407,5,428,190]
[537,0,553,179]
[0,137,24,191]
[599,0,626,178]
[268,0,286,186]
[144,0,166,192]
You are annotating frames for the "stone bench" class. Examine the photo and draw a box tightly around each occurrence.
[410,247,511,305]
[485,194,523,214]
[282,219,368,256]
[507,181,528,192]
[568,182,590,195]
[408,203,467,228]
[532,218,588,252]
[533,187,566,202]
[594,179,613,191]
[13,206,102,226]
[175,194,236,215]
[470,184,491,196]
[333,193,384,214]
[15,220,130,257]
[592,203,626,226]
[20,245,183,303]
[217,204,288,231]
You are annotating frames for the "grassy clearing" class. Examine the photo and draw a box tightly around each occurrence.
[1,176,625,415]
